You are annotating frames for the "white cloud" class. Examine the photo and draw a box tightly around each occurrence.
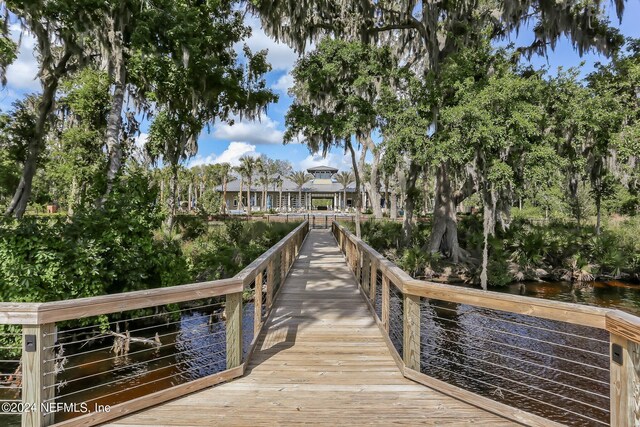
[5,25,39,92]
[299,151,353,172]
[189,142,258,168]
[213,114,284,145]
[272,72,293,93]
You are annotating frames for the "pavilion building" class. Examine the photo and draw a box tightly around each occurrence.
[218,166,366,212]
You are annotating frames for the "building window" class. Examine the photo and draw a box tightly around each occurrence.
[233,199,238,207]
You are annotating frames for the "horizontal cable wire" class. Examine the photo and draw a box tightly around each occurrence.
[51,301,226,337]
[45,339,226,391]
[420,325,609,387]
[424,316,609,372]
[430,304,609,344]
[0,360,21,364]
[46,322,224,363]
[44,328,226,375]
[63,356,227,410]
[48,309,224,350]
[49,348,226,401]
[423,362,608,426]
[421,341,609,400]
[423,352,609,414]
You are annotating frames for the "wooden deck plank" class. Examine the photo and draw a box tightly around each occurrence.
[106,230,515,427]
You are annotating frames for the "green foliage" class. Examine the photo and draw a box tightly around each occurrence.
[0,172,189,303]
[183,221,299,282]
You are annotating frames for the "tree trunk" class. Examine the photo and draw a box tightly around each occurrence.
[68,176,78,216]
[188,183,193,212]
[102,12,127,201]
[480,188,497,290]
[390,190,398,220]
[160,178,165,207]
[361,135,383,219]
[401,162,419,246]
[595,195,602,235]
[167,167,178,234]
[347,141,361,238]
[429,163,462,262]
[238,180,243,210]
[5,59,67,218]
[246,180,251,214]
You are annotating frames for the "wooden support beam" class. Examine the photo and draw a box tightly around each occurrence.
[382,275,390,332]
[610,333,640,426]
[22,323,55,427]
[254,271,263,337]
[403,294,421,372]
[225,292,243,369]
[370,260,377,303]
[266,260,274,310]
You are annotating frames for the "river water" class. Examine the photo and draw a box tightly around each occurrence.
[2,280,638,426]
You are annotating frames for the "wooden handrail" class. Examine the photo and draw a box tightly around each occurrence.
[0,221,309,326]
[332,221,640,427]
[332,221,615,330]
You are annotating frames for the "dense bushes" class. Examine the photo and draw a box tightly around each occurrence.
[357,215,640,287]
[183,220,299,282]
[0,173,190,302]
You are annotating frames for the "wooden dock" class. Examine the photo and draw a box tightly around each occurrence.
[107,230,515,426]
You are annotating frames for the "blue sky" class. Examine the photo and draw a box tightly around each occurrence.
[1,3,639,172]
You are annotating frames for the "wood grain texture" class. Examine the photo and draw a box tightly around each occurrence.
[225,292,242,369]
[607,310,640,345]
[22,323,55,427]
[51,366,243,427]
[106,230,514,427]
[403,294,421,372]
[609,333,640,427]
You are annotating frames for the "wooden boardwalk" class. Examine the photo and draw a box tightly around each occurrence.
[108,230,515,426]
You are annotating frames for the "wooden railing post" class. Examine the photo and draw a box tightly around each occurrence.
[608,313,640,426]
[226,292,243,369]
[266,259,274,309]
[403,293,421,372]
[22,323,55,427]
[254,270,263,336]
[369,260,377,302]
[355,245,362,283]
[362,253,370,292]
[382,275,390,332]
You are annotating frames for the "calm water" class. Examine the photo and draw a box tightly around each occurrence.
[412,280,640,426]
[2,280,639,426]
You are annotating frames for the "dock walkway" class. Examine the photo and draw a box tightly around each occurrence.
[108,230,514,426]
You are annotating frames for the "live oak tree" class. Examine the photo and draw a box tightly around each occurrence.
[2,0,100,217]
[143,1,276,230]
[250,0,627,260]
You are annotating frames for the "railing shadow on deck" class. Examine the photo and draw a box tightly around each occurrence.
[0,221,309,427]
[331,221,640,427]
[245,230,375,371]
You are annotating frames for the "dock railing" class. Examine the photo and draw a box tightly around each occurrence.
[0,221,309,427]
[332,221,640,427]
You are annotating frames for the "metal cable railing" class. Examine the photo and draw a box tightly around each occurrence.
[375,268,383,321]
[420,298,610,426]
[0,329,22,427]
[44,299,227,423]
[389,284,403,357]
[242,283,256,361]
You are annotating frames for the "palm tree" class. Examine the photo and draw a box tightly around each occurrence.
[219,163,232,214]
[335,171,354,211]
[239,156,256,213]
[289,171,312,211]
